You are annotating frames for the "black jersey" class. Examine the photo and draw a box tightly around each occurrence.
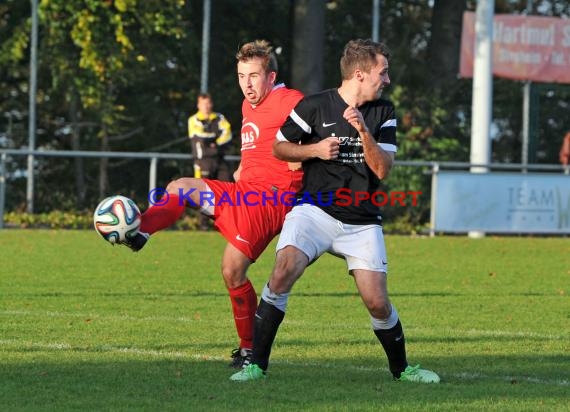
[277,88,397,225]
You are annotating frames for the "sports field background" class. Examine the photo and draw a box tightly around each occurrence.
[1,230,568,411]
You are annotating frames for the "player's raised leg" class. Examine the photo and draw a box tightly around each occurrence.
[122,177,210,251]
[353,269,440,383]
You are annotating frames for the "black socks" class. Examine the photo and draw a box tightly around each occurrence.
[251,298,285,371]
[373,320,408,378]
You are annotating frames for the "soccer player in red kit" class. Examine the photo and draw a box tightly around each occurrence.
[121,40,303,368]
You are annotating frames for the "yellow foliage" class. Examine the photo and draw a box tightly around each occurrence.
[114,0,127,12]
[114,0,136,13]
[115,25,133,51]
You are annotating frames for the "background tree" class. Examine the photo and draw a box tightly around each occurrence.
[290,0,326,94]
[40,0,192,201]
[0,0,31,151]
[428,0,468,91]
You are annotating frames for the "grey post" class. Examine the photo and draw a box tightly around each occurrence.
[149,157,158,207]
[26,0,39,213]
[0,153,6,229]
[200,0,211,93]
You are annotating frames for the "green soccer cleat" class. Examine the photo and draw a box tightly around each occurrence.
[229,363,266,382]
[398,364,440,383]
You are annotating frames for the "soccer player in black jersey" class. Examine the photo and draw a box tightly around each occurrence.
[231,39,440,383]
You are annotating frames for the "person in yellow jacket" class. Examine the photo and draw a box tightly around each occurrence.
[188,93,232,229]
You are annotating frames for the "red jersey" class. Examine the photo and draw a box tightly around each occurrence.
[239,84,304,192]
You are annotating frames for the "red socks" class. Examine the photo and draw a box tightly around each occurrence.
[228,279,258,349]
[140,193,257,350]
[139,193,185,235]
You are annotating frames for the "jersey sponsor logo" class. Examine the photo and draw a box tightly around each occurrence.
[332,136,365,164]
[322,121,336,127]
[337,136,360,145]
[241,121,259,150]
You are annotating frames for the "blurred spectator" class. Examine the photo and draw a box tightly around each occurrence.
[188,93,232,229]
[559,131,570,166]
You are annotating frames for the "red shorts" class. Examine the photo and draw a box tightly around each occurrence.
[202,179,295,261]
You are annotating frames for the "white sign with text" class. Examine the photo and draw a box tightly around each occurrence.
[433,172,570,233]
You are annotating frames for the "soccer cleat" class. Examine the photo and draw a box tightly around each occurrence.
[121,231,149,252]
[229,347,253,369]
[229,363,266,382]
[398,364,440,383]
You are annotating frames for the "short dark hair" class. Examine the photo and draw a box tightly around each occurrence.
[236,40,278,74]
[340,39,390,80]
[197,93,212,101]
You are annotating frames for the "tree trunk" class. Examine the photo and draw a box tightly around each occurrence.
[99,129,109,199]
[70,91,86,208]
[291,0,325,94]
[427,0,467,91]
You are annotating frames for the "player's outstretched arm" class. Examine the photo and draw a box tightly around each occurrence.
[273,138,340,162]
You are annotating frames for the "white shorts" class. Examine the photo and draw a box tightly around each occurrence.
[276,203,388,273]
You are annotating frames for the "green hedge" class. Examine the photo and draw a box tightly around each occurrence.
[2,209,419,234]
[2,210,202,231]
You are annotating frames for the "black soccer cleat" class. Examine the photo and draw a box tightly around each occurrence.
[229,347,252,369]
[121,232,149,252]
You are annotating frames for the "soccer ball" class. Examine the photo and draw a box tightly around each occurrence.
[93,195,141,244]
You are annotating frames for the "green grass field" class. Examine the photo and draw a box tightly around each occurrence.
[1,230,569,411]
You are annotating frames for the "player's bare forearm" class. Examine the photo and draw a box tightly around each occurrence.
[273,138,340,162]
[273,140,315,161]
[343,106,393,179]
[360,130,394,179]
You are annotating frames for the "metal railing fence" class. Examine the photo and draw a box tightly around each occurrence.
[1,148,568,229]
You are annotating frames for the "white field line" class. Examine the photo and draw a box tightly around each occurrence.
[1,310,568,340]
[0,309,217,324]
[0,339,568,387]
[0,339,224,361]
[410,326,569,340]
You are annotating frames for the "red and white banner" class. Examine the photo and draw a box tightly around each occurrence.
[459,12,570,83]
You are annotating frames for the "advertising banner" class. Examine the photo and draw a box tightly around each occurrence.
[432,171,570,233]
[460,12,570,83]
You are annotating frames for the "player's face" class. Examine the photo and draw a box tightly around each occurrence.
[197,97,213,115]
[237,58,276,105]
[363,54,390,101]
